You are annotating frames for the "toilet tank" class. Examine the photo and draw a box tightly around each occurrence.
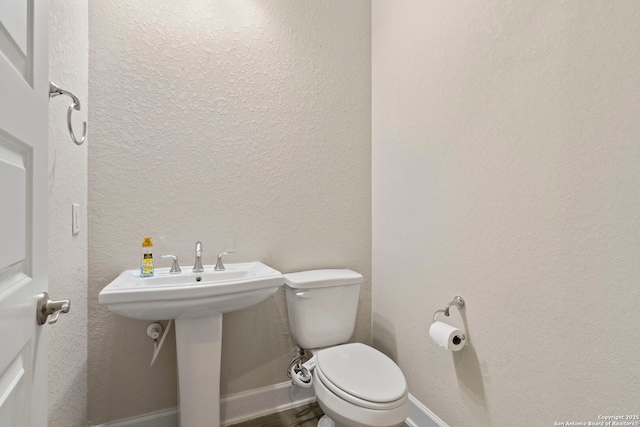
[284,269,363,349]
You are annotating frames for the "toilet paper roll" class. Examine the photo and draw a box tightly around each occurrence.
[429,321,466,351]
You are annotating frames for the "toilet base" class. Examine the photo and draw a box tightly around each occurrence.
[314,380,408,427]
[318,415,338,427]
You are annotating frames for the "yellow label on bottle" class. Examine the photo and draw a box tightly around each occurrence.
[141,252,154,276]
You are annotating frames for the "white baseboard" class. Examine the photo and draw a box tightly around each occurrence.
[90,409,178,427]
[92,384,446,427]
[405,394,449,427]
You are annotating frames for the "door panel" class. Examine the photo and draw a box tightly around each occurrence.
[0,0,33,84]
[0,0,48,425]
[0,133,27,275]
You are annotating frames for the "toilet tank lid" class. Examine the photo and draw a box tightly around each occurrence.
[284,269,363,289]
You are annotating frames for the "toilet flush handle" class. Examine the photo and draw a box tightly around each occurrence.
[296,291,311,299]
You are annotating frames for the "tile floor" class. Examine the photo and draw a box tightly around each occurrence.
[228,402,325,427]
[227,402,412,427]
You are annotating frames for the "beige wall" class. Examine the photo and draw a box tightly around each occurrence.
[372,1,640,425]
[48,0,88,425]
[88,1,371,424]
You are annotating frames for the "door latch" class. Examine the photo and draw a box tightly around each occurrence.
[36,292,71,325]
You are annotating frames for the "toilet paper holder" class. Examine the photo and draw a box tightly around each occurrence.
[431,296,467,346]
[432,295,465,322]
[432,295,466,340]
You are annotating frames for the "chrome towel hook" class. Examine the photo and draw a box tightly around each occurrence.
[49,82,87,145]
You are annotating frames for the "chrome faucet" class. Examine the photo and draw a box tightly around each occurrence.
[193,241,204,273]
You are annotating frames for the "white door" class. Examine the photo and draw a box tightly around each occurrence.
[0,1,50,426]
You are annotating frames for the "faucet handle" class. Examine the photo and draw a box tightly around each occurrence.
[214,251,234,271]
[160,255,182,274]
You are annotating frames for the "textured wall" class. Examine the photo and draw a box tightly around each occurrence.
[88,1,371,424]
[48,0,88,425]
[372,1,640,425]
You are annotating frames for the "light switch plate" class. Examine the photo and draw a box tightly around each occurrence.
[72,203,80,235]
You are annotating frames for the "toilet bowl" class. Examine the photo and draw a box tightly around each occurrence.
[312,343,408,427]
[284,270,409,427]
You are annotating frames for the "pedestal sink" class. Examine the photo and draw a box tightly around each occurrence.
[98,262,284,427]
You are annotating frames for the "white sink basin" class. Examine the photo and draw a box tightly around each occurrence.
[98,261,284,427]
[99,261,284,319]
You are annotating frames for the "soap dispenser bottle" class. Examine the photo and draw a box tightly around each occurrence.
[141,237,154,277]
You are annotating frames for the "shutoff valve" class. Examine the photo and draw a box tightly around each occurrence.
[146,322,163,340]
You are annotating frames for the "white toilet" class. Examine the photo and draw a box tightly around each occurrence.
[284,269,409,427]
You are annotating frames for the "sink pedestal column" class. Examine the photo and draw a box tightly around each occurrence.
[175,313,223,427]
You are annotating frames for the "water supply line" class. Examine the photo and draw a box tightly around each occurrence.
[147,320,173,366]
[287,346,316,388]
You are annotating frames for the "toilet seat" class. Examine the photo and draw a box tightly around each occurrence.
[315,343,407,410]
